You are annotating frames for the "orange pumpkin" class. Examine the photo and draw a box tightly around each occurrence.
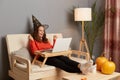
[101,61,116,74]
[95,57,108,71]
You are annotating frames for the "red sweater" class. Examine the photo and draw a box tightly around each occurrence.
[29,39,55,56]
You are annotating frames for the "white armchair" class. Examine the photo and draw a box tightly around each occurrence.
[6,33,90,80]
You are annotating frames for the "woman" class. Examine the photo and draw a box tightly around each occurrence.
[28,25,93,74]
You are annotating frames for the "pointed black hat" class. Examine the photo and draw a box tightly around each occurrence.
[32,15,49,31]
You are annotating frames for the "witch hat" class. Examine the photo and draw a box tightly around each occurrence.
[32,15,49,31]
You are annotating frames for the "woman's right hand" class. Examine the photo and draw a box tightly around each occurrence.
[53,35,58,40]
[28,34,34,41]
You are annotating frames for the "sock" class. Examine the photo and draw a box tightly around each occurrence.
[80,60,93,74]
[88,64,97,73]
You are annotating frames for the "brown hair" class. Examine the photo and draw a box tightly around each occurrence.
[32,26,48,43]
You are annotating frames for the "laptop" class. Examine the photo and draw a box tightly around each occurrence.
[42,38,72,53]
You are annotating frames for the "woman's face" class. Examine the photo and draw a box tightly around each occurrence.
[38,26,44,38]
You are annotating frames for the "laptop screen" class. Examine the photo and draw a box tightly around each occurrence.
[52,38,72,52]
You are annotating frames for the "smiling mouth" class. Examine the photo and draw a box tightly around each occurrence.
[40,33,43,36]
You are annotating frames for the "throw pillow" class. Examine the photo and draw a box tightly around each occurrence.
[12,47,33,62]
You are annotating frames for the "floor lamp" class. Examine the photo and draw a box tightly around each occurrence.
[74,8,92,53]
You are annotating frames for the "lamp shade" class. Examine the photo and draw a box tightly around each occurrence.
[74,8,92,21]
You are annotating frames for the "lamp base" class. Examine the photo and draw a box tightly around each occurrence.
[79,39,91,59]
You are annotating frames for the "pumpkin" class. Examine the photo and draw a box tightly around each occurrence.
[81,77,87,80]
[95,57,108,71]
[101,61,116,74]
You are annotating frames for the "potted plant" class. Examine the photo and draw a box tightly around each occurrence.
[84,1,105,58]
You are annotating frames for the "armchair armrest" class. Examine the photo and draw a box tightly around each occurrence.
[71,50,91,61]
[12,55,31,73]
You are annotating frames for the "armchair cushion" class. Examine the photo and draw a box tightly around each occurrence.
[15,63,55,73]
[12,47,33,62]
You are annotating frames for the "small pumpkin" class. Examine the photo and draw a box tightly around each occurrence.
[101,60,116,74]
[95,56,108,71]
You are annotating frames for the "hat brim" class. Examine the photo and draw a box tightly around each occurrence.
[42,24,49,29]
